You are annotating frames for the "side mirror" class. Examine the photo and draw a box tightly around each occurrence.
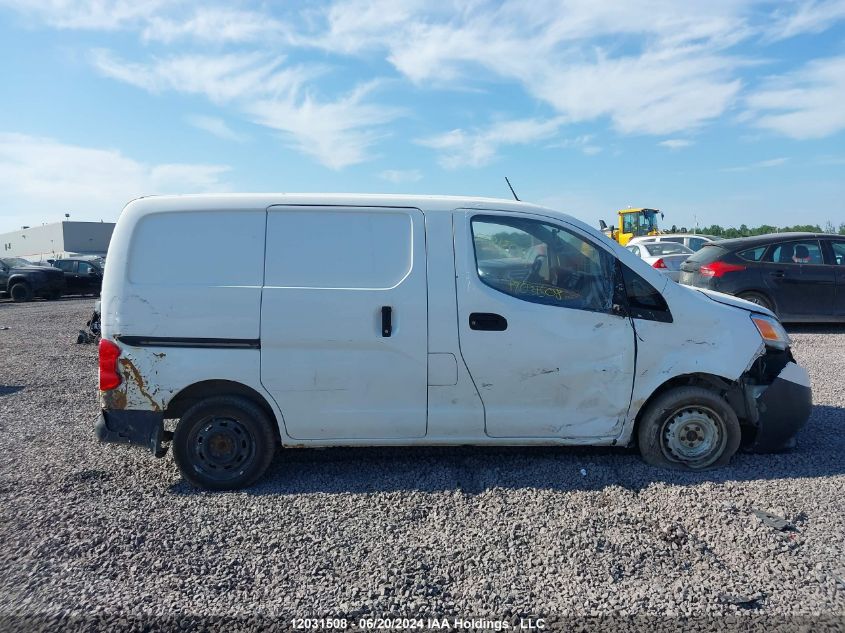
[599,220,608,230]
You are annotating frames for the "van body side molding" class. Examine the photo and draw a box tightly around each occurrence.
[115,336,260,349]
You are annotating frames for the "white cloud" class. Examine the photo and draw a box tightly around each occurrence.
[142,7,293,43]
[91,50,314,103]
[0,0,168,30]
[418,117,565,168]
[766,0,845,40]
[318,1,749,134]
[723,157,789,172]
[659,139,694,149]
[246,82,401,170]
[745,55,845,139]
[187,115,249,142]
[549,135,602,155]
[91,51,398,168]
[0,133,230,231]
[378,169,422,184]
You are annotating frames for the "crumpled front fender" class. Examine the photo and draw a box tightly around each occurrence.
[745,362,812,452]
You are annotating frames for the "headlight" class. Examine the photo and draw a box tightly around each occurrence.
[750,314,790,350]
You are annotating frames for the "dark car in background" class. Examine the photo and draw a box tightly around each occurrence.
[679,233,845,322]
[0,257,66,302]
[50,258,104,296]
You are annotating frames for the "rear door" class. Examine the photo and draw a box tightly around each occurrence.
[260,206,428,440]
[77,261,99,294]
[826,239,845,317]
[54,260,78,293]
[454,210,635,439]
[760,239,835,318]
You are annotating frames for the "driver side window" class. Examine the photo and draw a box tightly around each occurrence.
[471,215,613,313]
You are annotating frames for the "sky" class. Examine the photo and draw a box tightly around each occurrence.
[0,0,844,234]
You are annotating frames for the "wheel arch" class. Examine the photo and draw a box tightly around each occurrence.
[164,380,280,437]
[8,274,31,289]
[630,372,745,445]
[736,288,777,313]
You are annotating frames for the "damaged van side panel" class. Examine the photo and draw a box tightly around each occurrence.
[617,281,765,446]
[99,202,275,423]
[100,345,271,419]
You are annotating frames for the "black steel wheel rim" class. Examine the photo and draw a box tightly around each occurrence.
[188,416,256,482]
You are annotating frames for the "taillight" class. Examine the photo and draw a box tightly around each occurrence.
[652,258,667,269]
[99,339,121,391]
[699,261,746,278]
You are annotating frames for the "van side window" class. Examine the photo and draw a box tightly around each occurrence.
[621,265,672,323]
[471,216,613,313]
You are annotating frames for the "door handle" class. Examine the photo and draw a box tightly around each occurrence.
[381,306,392,337]
[769,270,785,278]
[469,312,508,331]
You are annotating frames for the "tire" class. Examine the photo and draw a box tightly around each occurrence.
[10,283,32,303]
[172,395,277,490]
[737,291,774,313]
[638,386,741,470]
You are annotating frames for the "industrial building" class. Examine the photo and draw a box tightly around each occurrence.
[0,221,115,260]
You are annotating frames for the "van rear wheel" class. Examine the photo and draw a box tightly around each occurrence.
[173,396,276,490]
[638,386,741,470]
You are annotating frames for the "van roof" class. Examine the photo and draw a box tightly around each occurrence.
[124,193,553,216]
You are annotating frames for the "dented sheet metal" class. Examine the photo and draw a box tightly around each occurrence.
[746,361,812,452]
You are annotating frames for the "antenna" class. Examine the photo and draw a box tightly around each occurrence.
[504,177,520,201]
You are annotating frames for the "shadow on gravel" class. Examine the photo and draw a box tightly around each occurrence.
[168,405,845,497]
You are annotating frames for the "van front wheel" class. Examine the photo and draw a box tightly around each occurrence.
[173,396,277,490]
[638,386,741,470]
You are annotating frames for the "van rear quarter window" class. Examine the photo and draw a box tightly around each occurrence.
[128,211,265,285]
[264,208,413,289]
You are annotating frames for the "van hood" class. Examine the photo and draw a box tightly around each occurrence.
[695,288,776,319]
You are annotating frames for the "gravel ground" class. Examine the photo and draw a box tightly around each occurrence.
[1,298,844,631]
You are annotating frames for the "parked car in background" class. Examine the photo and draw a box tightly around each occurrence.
[50,258,104,296]
[627,241,694,281]
[629,233,720,252]
[679,233,845,322]
[0,257,65,302]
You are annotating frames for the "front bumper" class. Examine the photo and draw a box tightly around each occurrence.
[95,409,168,457]
[745,362,812,452]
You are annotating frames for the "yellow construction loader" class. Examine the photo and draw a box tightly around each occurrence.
[600,208,663,246]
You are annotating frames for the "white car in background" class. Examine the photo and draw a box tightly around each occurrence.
[629,233,721,252]
[627,241,694,281]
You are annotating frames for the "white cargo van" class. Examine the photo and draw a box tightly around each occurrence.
[95,194,811,489]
